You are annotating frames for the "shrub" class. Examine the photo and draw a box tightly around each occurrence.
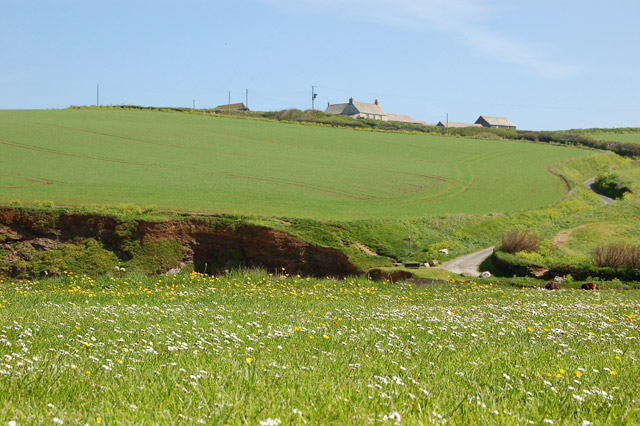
[29,239,118,277]
[594,173,631,199]
[500,230,539,254]
[592,245,640,269]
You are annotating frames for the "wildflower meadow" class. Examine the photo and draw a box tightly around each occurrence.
[0,271,638,425]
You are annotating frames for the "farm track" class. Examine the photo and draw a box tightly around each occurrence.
[583,178,615,204]
[438,176,618,277]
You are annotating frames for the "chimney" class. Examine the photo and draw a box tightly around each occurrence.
[374,99,379,105]
[328,102,331,107]
[349,97,354,104]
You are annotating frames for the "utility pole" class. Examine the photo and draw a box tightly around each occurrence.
[311,85,318,111]
[96,84,99,107]
[246,89,248,109]
[228,91,231,114]
[193,99,195,110]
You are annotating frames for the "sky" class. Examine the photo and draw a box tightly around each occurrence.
[1,0,639,130]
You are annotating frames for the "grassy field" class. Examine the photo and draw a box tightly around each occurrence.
[0,109,594,220]
[618,166,640,187]
[586,133,640,145]
[0,271,638,425]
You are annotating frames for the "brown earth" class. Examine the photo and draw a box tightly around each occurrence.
[354,242,378,256]
[0,208,360,279]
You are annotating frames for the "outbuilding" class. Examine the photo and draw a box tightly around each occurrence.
[436,121,482,128]
[214,103,249,112]
[475,116,516,130]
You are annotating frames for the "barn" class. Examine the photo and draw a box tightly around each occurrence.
[214,103,249,112]
[436,121,482,128]
[475,116,516,130]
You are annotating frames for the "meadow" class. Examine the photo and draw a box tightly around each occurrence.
[0,271,638,425]
[586,133,640,145]
[0,109,594,220]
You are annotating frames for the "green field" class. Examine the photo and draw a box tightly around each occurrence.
[587,132,640,144]
[0,109,593,220]
[618,165,640,186]
[1,271,638,425]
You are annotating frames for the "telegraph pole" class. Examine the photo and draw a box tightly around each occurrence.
[228,91,231,113]
[96,84,99,107]
[193,99,195,109]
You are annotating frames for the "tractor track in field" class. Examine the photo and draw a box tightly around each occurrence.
[0,137,375,201]
[0,171,59,189]
[4,124,469,202]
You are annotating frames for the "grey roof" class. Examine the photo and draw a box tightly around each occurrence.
[387,114,423,124]
[476,116,515,127]
[325,103,350,115]
[436,121,482,128]
[325,100,386,117]
[214,103,248,110]
[351,101,386,116]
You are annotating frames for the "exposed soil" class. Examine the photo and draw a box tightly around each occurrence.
[0,208,360,279]
[354,242,378,256]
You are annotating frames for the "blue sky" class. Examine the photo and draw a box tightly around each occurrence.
[1,0,638,130]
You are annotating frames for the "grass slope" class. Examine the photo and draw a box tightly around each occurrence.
[586,132,640,144]
[0,272,638,425]
[0,109,592,220]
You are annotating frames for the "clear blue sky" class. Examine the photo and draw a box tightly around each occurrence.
[2,0,639,130]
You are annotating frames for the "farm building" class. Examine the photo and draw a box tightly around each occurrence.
[326,98,387,120]
[436,121,482,128]
[325,98,423,124]
[214,103,249,112]
[475,116,516,130]
[387,114,427,125]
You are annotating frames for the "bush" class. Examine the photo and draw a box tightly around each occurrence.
[29,239,118,277]
[592,245,640,269]
[500,230,539,254]
[594,173,631,199]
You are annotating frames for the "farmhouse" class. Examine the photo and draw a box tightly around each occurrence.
[475,116,516,130]
[214,102,249,112]
[436,121,482,128]
[325,98,423,124]
[326,98,386,120]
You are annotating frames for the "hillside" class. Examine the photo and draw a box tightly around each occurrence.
[0,109,593,220]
